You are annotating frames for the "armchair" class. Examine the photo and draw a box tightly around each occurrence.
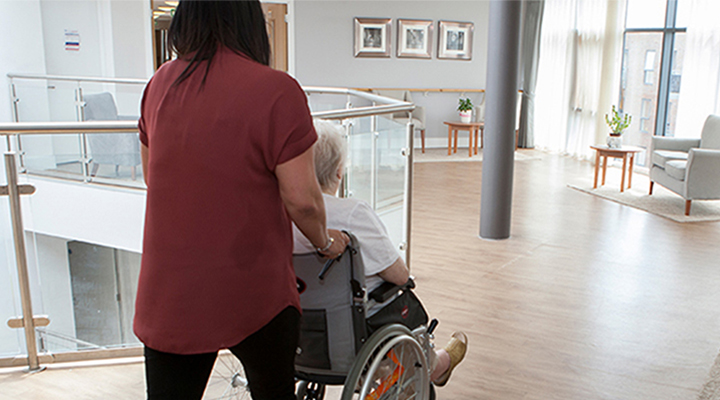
[372,90,426,153]
[649,114,720,215]
[82,92,141,180]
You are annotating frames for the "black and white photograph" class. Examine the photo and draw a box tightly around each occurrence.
[446,30,464,51]
[397,19,433,59]
[363,27,383,48]
[438,20,474,60]
[354,17,392,57]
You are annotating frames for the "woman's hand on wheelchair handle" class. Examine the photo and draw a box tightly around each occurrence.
[319,229,350,258]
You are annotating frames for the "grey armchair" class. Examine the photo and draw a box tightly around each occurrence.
[82,92,141,180]
[649,114,720,215]
[372,90,426,153]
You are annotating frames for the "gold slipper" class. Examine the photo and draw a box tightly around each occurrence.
[433,331,468,387]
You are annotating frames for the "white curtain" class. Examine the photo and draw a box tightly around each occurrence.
[534,0,625,159]
[675,0,720,138]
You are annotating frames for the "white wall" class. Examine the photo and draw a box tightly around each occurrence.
[292,0,490,143]
[22,177,146,254]
[39,0,152,121]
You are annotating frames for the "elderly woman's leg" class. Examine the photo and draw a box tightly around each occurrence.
[431,331,468,387]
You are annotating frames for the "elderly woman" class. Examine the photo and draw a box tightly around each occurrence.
[293,119,468,386]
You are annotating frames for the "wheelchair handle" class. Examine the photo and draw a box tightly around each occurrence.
[317,245,350,280]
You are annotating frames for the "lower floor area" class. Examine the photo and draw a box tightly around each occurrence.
[2,149,720,399]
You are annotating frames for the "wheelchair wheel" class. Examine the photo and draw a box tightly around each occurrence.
[341,324,430,400]
[296,380,326,400]
[203,351,251,399]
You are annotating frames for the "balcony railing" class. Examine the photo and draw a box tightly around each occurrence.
[1,74,416,371]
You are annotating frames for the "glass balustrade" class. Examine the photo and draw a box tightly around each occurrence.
[9,75,146,185]
[0,79,414,368]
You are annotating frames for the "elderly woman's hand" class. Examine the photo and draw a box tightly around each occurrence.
[319,229,350,259]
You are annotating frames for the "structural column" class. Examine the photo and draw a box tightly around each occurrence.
[480,0,522,240]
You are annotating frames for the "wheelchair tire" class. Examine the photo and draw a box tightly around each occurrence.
[296,380,326,400]
[202,350,252,399]
[341,324,430,400]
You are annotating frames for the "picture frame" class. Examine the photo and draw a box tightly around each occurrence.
[437,20,474,60]
[354,17,392,58]
[397,19,433,59]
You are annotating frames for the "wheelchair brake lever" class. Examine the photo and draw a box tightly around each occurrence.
[427,318,439,335]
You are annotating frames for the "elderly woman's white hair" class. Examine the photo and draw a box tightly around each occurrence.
[313,119,347,192]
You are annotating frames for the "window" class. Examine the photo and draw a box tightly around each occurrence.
[644,50,656,85]
[619,0,686,164]
[640,98,652,133]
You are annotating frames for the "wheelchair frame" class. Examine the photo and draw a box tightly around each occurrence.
[203,236,437,400]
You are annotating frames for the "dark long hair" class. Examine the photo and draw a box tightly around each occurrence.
[168,0,271,86]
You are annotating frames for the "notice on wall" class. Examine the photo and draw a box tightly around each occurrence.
[64,30,80,51]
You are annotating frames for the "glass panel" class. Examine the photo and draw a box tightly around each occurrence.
[625,0,667,29]
[11,78,146,186]
[375,117,405,209]
[675,0,690,28]
[0,195,24,358]
[307,93,349,114]
[22,134,84,180]
[86,131,145,186]
[620,31,664,166]
[375,117,406,255]
[347,117,372,204]
[11,79,55,122]
[377,206,405,261]
[665,32,685,137]
[26,234,142,353]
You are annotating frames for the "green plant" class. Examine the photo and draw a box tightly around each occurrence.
[605,105,632,135]
[457,98,473,112]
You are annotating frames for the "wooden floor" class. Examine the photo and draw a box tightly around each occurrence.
[2,150,720,399]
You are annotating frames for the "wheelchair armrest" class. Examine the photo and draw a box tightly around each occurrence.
[369,278,415,303]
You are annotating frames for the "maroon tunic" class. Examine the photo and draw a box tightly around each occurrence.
[134,47,315,354]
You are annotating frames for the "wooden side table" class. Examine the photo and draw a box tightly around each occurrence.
[590,145,644,192]
[444,121,484,157]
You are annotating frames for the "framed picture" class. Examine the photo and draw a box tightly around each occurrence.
[397,19,433,59]
[437,20,474,60]
[354,17,392,58]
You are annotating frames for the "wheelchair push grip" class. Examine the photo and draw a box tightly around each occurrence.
[317,245,350,280]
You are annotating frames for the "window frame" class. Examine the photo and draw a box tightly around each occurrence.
[621,0,686,137]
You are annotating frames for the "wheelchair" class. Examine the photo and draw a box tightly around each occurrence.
[204,235,438,400]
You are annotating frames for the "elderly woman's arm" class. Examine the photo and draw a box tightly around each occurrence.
[379,257,410,286]
[276,146,349,256]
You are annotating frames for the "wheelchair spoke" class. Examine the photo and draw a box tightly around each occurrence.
[203,353,251,400]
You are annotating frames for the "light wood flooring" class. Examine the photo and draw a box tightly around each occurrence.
[2,149,720,399]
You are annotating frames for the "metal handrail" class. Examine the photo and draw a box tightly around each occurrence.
[5,74,416,121]
[7,73,147,85]
[0,121,138,135]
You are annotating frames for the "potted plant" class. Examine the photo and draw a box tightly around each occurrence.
[458,98,473,123]
[605,105,632,148]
